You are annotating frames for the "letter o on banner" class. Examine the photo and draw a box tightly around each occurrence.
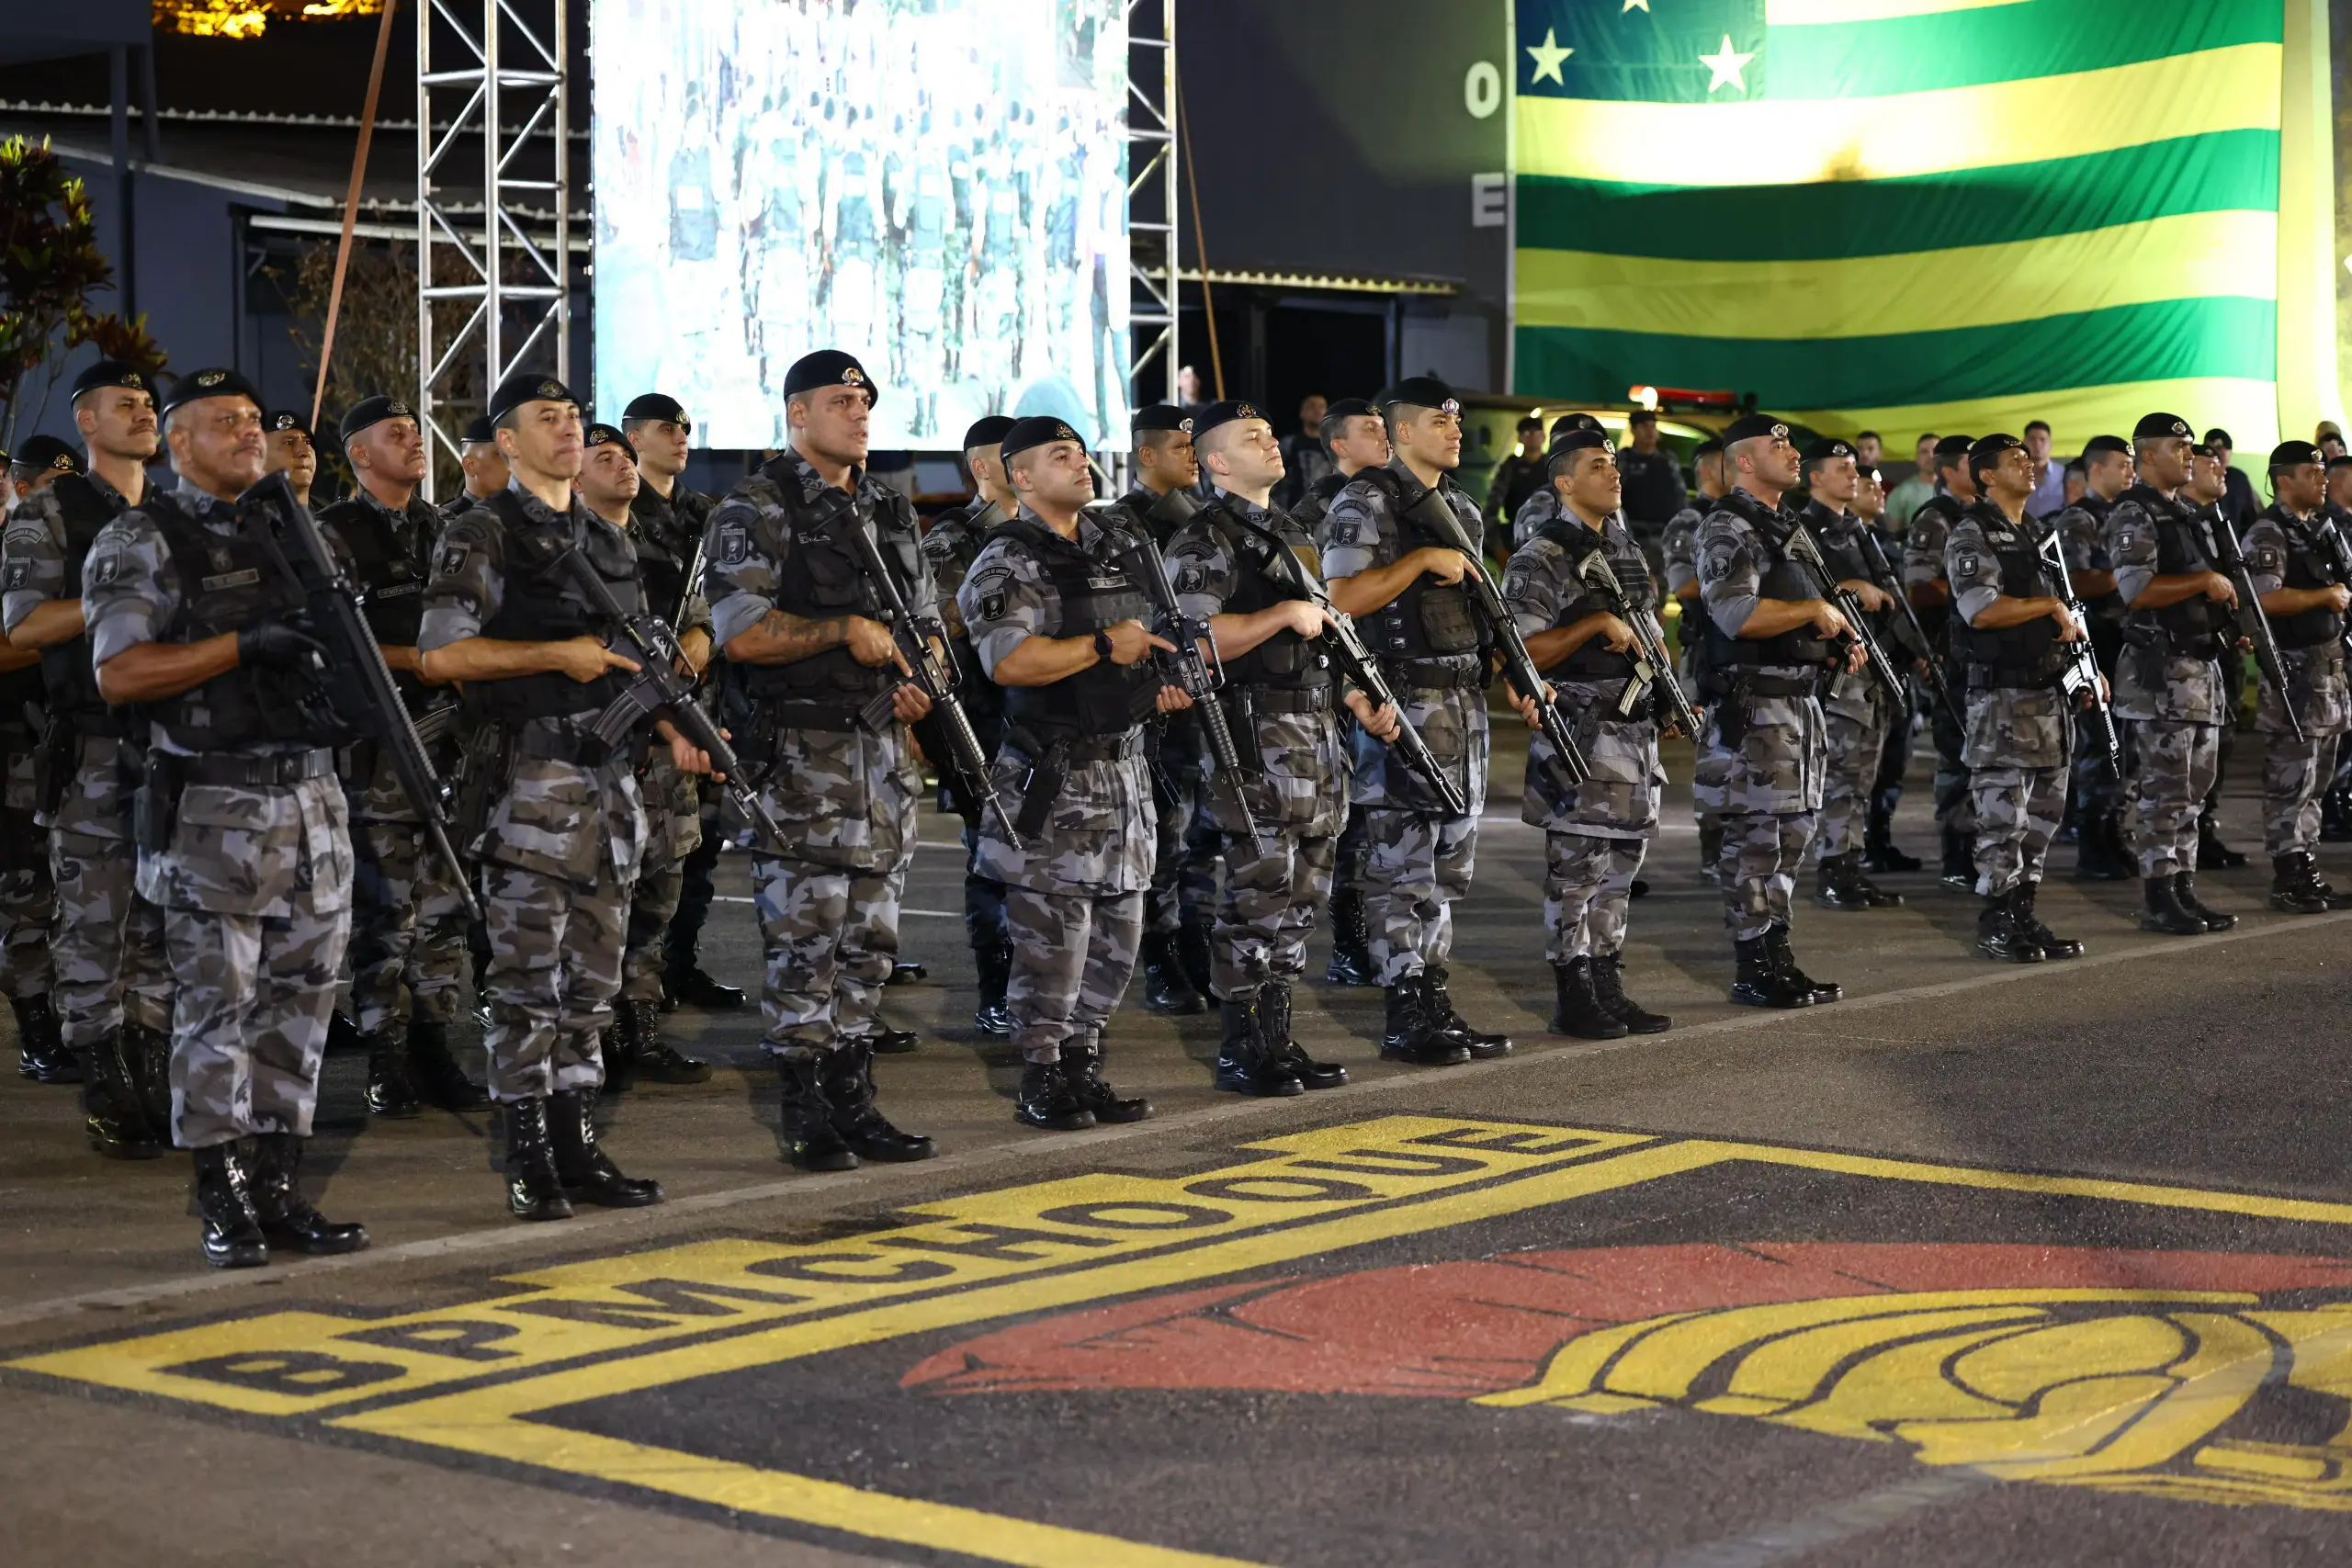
[1464,61,1502,119]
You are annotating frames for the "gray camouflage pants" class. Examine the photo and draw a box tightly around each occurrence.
[1817,698,1896,861]
[1362,807,1477,985]
[1146,765,1218,936]
[1970,764,2067,896]
[751,852,905,1054]
[622,860,684,1003]
[2264,731,2343,857]
[2125,718,2221,877]
[0,743,51,997]
[347,814,470,1034]
[1005,885,1143,1062]
[163,895,351,1149]
[1544,831,1645,964]
[1720,811,1817,941]
[51,825,170,1048]
[1211,831,1336,998]
[481,861,630,1100]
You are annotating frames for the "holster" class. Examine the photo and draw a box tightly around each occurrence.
[133,749,178,854]
[32,712,74,819]
[1012,734,1071,842]
[451,721,512,844]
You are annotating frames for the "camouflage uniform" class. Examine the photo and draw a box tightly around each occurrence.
[1293,468,1372,973]
[1503,510,1662,964]
[1317,459,1489,985]
[1807,502,1902,863]
[0,687,52,1002]
[1163,491,1349,997]
[1662,497,1720,854]
[2107,485,2229,878]
[919,497,1011,988]
[2242,503,2350,856]
[706,450,924,1061]
[85,479,355,1148]
[958,509,1159,1064]
[2052,491,2130,831]
[1947,502,2074,896]
[618,481,713,1008]
[1694,488,1830,940]
[420,484,647,1100]
[1904,492,1976,839]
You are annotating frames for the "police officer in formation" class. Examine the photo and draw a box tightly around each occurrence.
[420,370,694,1220]
[1664,436,1726,880]
[2241,441,2350,912]
[1319,376,1512,1064]
[314,394,488,1119]
[1943,434,2088,964]
[1691,414,1856,1009]
[0,446,66,1091]
[445,412,510,522]
[2051,434,2136,881]
[1500,426,1671,1041]
[2103,413,2239,937]
[956,415,1187,1128]
[919,413,1019,1037]
[1161,399,1396,1094]
[1903,434,1981,891]
[2,361,172,1150]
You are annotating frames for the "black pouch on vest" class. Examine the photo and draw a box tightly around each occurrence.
[31,713,72,818]
[133,749,177,853]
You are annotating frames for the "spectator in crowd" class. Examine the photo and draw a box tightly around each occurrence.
[1883,433,1939,529]
[2203,427,2258,529]
[1275,392,1333,510]
[1855,431,1883,470]
[1176,365,1204,415]
[2317,423,2346,461]
[1615,407,1687,531]
[1485,414,1548,525]
[2023,421,2067,516]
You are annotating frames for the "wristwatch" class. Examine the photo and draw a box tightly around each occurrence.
[1093,628,1115,659]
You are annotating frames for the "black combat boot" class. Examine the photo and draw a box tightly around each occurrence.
[1014,1057,1095,1131]
[1590,952,1671,1034]
[12,992,76,1084]
[774,1052,858,1170]
[601,1003,641,1095]
[1698,822,1724,885]
[1549,959,1628,1041]
[890,961,927,985]
[2323,784,2352,842]
[1379,975,1471,1066]
[2074,810,2131,880]
[664,939,745,1010]
[2014,882,2084,959]
[1811,852,1873,911]
[192,1142,269,1269]
[2308,857,2352,910]
[326,1009,365,1055]
[1138,931,1204,1015]
[1729,936,1813,1009]
[1975,888,2046,964]
[820,1042,936,1162]
[1766,923,1843,1003]
[502,1098,574,1220]
[1427,964,1512,1058]
[80,1033,164,1159]
[2139,875,2207,935]
[409,1016,492,1111]
[2270,853,2330,914]
[1861,791,1921,873]
[1323,887,1375,986]
[1214,992,1305,1098]
[547,1089,666,1205]
[2197,817,2247,870]
[624,998,714,1081]
[868,1018,920,1055]
[248,1132,371,1253]
[1265,982,1345,1089]
[972,939,1013,1036]
[127,1021,173,1134]
[2173,871,2235,931]
[1938,829,1976,892]
[1064,1039,1152,1122]
[1176,915,1216,1000]
[363,1027,423,1119]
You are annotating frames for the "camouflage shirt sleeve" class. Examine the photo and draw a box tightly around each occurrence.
[1697,510,1767,638]
[1662,509,1702,594]
[1317,479,1389,582]
[1903,507,1951,589]
[1502,536,1571,640]
[83,511,177,665]
[1163,524,1238,623]
[957,532,1055,678]
[417,503,505,652]
[2106,498,2160,607]
[1945,517,2007,626]
[0,491,66,635]
[703,485,783,650]
[2056,504,2110,576]
[2241,515,2290,597]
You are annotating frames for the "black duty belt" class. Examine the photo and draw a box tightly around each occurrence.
[517,725,649,769]
[1011,730,1142,766]
[1390,660,1487,694]
[1964,664,2063,692]
[765,700,870,733]
[1712,671,1818,700]
[179,748,337,786]
[1230,684,1334,715]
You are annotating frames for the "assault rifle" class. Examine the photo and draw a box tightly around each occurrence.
[1781,515,1907,705]
[2206,509,2307,744]
[237,471,481,921]
[1397,485,1589,785]
[1851,525,1960,724]
[2310,512,2352,661]
[2037,529,2124,779]
[1570,547,1704,740]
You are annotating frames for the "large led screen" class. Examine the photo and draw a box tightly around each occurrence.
[591,0,1131,451]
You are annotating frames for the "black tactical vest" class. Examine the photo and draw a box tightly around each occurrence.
[40,473,130,734]
[463,491,643,724]
[1696,490,1836,676]
[1804,502,1893,642]
[2122,483,2227,657]
[993,515,1161,743]
[1290,469,1351,536]
[317,491,431,706]
[2259,504,2346,649]
[1951,501,2064,687]
[1351,468,1481,662]
[1112,485,1202,549]
[628,482,711,623]
[1192,499,1332,693]
[146,491,326,750]
[1531,512,1645,682]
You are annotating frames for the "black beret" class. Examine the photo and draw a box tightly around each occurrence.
[15,434,80,475]
[461,413,496,445]
[1379,376,1458,414]
[487,368,578,424]
[622,391,691,431]
[782,350,876,405]
[1967,433,2025,469]
[1001,415,1084,465]
[2270,441,2323,469]
[337,394,415,447]
[1931,434,1974,463]
[2203,427,2233,447]
[2132,412,2192,442]
[157,367,264,419]
[1548,412,1603,443]
[1801,436,1855,468]
[2082,434,2131,458]
[1192,399,1266,443]
[1547,428,1614,460]
[1721,413,1791,446]
[1320,398,1375,425]
[69,359,153,402]
[961,415,1018,453]
[2329,454,2352,472]
[1690,437,1724,457]
[265,410,313,440]
[583,423,638,463]
[1131,403,1193,435]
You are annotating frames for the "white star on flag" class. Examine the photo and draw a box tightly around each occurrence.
[1700,34,1755,94]
[1525,27,1574,86]
[1623,0,1651,11]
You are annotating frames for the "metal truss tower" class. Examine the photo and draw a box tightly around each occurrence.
[1126,0,1178,412]
[416,0,571,500]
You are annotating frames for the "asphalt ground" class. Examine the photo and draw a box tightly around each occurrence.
[5,727,2352,1568]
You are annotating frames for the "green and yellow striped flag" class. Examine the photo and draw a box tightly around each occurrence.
[1510,0,2342,450]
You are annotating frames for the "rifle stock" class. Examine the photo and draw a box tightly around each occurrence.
[2207,510,2307,744]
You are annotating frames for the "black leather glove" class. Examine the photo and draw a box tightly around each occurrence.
[236,621,332,671]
